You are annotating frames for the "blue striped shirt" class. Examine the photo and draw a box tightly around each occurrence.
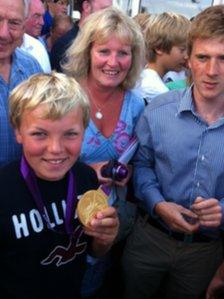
[133,87,224,230]
[0,48,42,167]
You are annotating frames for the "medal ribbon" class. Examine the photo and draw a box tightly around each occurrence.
[20,155,77,235]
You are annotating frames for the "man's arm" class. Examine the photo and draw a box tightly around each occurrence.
[133,111,165,215]
[133,109,199,233]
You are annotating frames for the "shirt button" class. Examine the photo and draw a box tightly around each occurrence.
[197,182,200,187]
[201,155,205,161]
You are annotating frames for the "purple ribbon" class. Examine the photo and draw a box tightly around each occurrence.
[20,155,77,235]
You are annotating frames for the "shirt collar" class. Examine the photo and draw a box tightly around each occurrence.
[177,85,224,128]
[177,85,195,115]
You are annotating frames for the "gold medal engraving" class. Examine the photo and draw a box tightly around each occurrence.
[77,188,109,227]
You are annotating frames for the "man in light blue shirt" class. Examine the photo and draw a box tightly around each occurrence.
[123,5,224,299]
[0,0,42,167]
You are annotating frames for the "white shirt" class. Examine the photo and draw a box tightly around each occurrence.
[132,68,169,103]
[163,70,187,83]
[20,33,51,73]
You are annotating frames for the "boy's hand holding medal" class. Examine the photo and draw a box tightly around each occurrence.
[77,188,109,227]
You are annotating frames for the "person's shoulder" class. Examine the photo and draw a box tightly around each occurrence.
[24,33,45,50]
[145,88,188,112]
[15,47,35,60]
[15,48,43,73]
[22,34,50,60]
[125,89,145,111]
[53,25,79,47]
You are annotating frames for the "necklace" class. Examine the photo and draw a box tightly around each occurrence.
[94,104,104,120]
[85,84,119,120]
[91,97,110,120]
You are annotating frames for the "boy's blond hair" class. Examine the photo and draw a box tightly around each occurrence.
[145,12,190,62]
[9,72,90,129]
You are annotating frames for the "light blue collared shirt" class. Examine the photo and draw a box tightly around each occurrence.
[133,87,224,234]
[0,48,42,168]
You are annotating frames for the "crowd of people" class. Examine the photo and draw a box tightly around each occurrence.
[0,0,224,298]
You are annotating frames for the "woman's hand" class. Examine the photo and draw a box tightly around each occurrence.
[89,162,132,187]
[89,161,113,185]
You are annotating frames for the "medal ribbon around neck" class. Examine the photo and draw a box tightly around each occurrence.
[20,155,77,235]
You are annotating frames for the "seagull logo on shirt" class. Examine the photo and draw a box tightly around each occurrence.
[41,225,87,267]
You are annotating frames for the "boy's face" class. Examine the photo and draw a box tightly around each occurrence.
[162,44,188,73]
[15,105,84,181]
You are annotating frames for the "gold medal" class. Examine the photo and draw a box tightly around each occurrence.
[77,188,109,227]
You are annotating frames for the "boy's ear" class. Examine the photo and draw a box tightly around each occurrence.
[15,129,22,144]
[155,48,165,56]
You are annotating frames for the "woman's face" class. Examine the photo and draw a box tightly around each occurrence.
[89,35,132,90]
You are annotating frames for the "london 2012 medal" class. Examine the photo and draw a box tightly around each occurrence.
[77,188,109,227]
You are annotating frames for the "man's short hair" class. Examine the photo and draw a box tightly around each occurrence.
[145,12,190,62]
[188,5,224,56]
[9,72,90,129]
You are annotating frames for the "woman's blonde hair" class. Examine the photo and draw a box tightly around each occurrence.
[9,72,90,129]
[63,6,145,90]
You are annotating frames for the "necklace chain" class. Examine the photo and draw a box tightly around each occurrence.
[86,86,118,120]
[91,99,107,120]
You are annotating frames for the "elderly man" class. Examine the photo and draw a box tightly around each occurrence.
[123,5,224,299]
[50,0,112,72]
[0,0,42,167]
[25,0,45,38]
[21,0,51,73]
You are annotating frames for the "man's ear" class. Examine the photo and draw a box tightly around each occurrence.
[188,58,192,70]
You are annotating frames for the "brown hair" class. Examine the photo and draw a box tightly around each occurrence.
[188,5,224,56]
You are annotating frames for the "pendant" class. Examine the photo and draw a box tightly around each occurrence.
[95,111,103,119]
